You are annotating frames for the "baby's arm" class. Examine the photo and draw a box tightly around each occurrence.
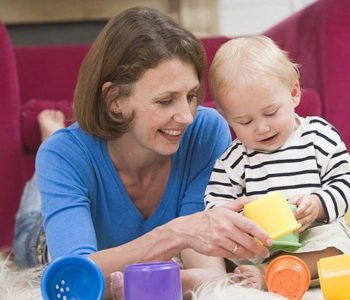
[313,140,350,222]
[288,194,325,232]
[204,153,245,209]
[290,119,350,225]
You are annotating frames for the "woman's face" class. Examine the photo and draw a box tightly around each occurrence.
[114,58,200,156]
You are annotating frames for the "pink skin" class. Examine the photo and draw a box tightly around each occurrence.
[106,58,199,160]
[37,109,65,141]
[288,194,325,232]
[234,264,266,290]
[217,77,301,289]
[111,272,124,300]
[104,60,200,299]
[217,77,301,152]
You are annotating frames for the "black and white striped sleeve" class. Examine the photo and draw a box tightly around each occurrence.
[310,118,350,222]
[204,144,245,209]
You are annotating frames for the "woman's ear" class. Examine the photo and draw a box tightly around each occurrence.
[102,82,121,113]
[291,80,301,108]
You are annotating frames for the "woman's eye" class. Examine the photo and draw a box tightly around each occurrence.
[187,93,198,102]
[239,120,252,125]
[157,99,172,105]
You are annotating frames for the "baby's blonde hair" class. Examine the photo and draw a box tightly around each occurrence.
[209,35,299,103]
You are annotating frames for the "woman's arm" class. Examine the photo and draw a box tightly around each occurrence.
[90,200,271,298]
[90,223,184,299]
[177,200,271,259]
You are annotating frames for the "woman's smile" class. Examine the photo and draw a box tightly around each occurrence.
[159,128,185,142]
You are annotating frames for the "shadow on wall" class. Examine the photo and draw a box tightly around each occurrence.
[7,21,106,46]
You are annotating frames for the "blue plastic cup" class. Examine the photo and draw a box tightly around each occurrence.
[124,261,182,300]
[41,255,105,300]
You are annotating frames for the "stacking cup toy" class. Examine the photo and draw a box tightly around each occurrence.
[317,253,350,300]
[124,261,182,300]
[41,255,105,300]
[265,255,311,300]
[243,192,301,240]
[272,204,301,251]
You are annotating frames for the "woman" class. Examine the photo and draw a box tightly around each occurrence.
[15,7,271,298]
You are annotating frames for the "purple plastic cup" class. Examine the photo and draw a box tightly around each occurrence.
[124,261,182,300]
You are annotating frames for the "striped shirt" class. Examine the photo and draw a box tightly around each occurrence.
[205,115,350,222]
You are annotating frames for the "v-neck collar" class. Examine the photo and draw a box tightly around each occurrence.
[101,140,177,223]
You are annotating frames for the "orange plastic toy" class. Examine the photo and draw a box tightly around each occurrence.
[265,255,311,300]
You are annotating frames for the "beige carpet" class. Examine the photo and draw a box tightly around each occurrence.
[303,288,323,299]
[0,253,323,300]
[0,253,42,300]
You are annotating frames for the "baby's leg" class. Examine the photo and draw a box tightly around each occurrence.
[232,247,342,291]
[293,247,342,279]
[233,264,267,290]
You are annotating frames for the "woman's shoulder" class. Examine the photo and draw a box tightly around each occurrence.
[193,106,229,133]
[38,122,102,156]
[180,106,231,155]
[196,105,224,120]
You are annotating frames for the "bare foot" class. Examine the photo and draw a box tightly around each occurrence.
[234,264,266,290]
[37,109,65,141]
[111,271,124,300]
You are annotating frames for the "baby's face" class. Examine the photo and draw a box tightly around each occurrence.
[218,77,300,152]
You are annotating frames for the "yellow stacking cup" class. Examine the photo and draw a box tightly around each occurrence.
[317,254,350,300]
[272,204,302,251]
[243,192,301,240]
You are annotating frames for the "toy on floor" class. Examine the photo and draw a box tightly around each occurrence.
[40,255,105,300]
[317,253,350,300]
[265,255,311,300]
[124,261,182,300]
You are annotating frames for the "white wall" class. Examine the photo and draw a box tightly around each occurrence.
[218,0,316,36]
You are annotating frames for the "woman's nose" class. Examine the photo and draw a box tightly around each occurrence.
[173,101,194,125]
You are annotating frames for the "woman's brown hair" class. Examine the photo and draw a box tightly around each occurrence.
[74,6,206,139]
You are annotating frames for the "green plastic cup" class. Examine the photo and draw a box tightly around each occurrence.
[272,204,301,251]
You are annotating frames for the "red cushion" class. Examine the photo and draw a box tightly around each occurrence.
[200,36,231,104]
[296,88,322,117]
[21,99,74,153]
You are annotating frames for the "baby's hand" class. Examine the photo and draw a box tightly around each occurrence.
[288,194,323,232]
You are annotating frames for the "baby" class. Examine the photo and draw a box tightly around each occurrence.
[205,35,350,289]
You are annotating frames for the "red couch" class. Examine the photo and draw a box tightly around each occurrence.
[265,0,350,148]
[2,0,346,249]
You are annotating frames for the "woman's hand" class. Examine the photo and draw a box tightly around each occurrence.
[174,199,271,260]
[288,194,325,232]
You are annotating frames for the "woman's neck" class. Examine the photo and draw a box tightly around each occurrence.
[107,137,171,180]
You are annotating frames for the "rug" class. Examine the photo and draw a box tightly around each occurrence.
[0,253,323,300]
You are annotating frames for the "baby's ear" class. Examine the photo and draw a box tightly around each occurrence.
[291,80,301,107]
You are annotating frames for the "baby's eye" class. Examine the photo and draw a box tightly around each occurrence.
[265,109,278,116]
